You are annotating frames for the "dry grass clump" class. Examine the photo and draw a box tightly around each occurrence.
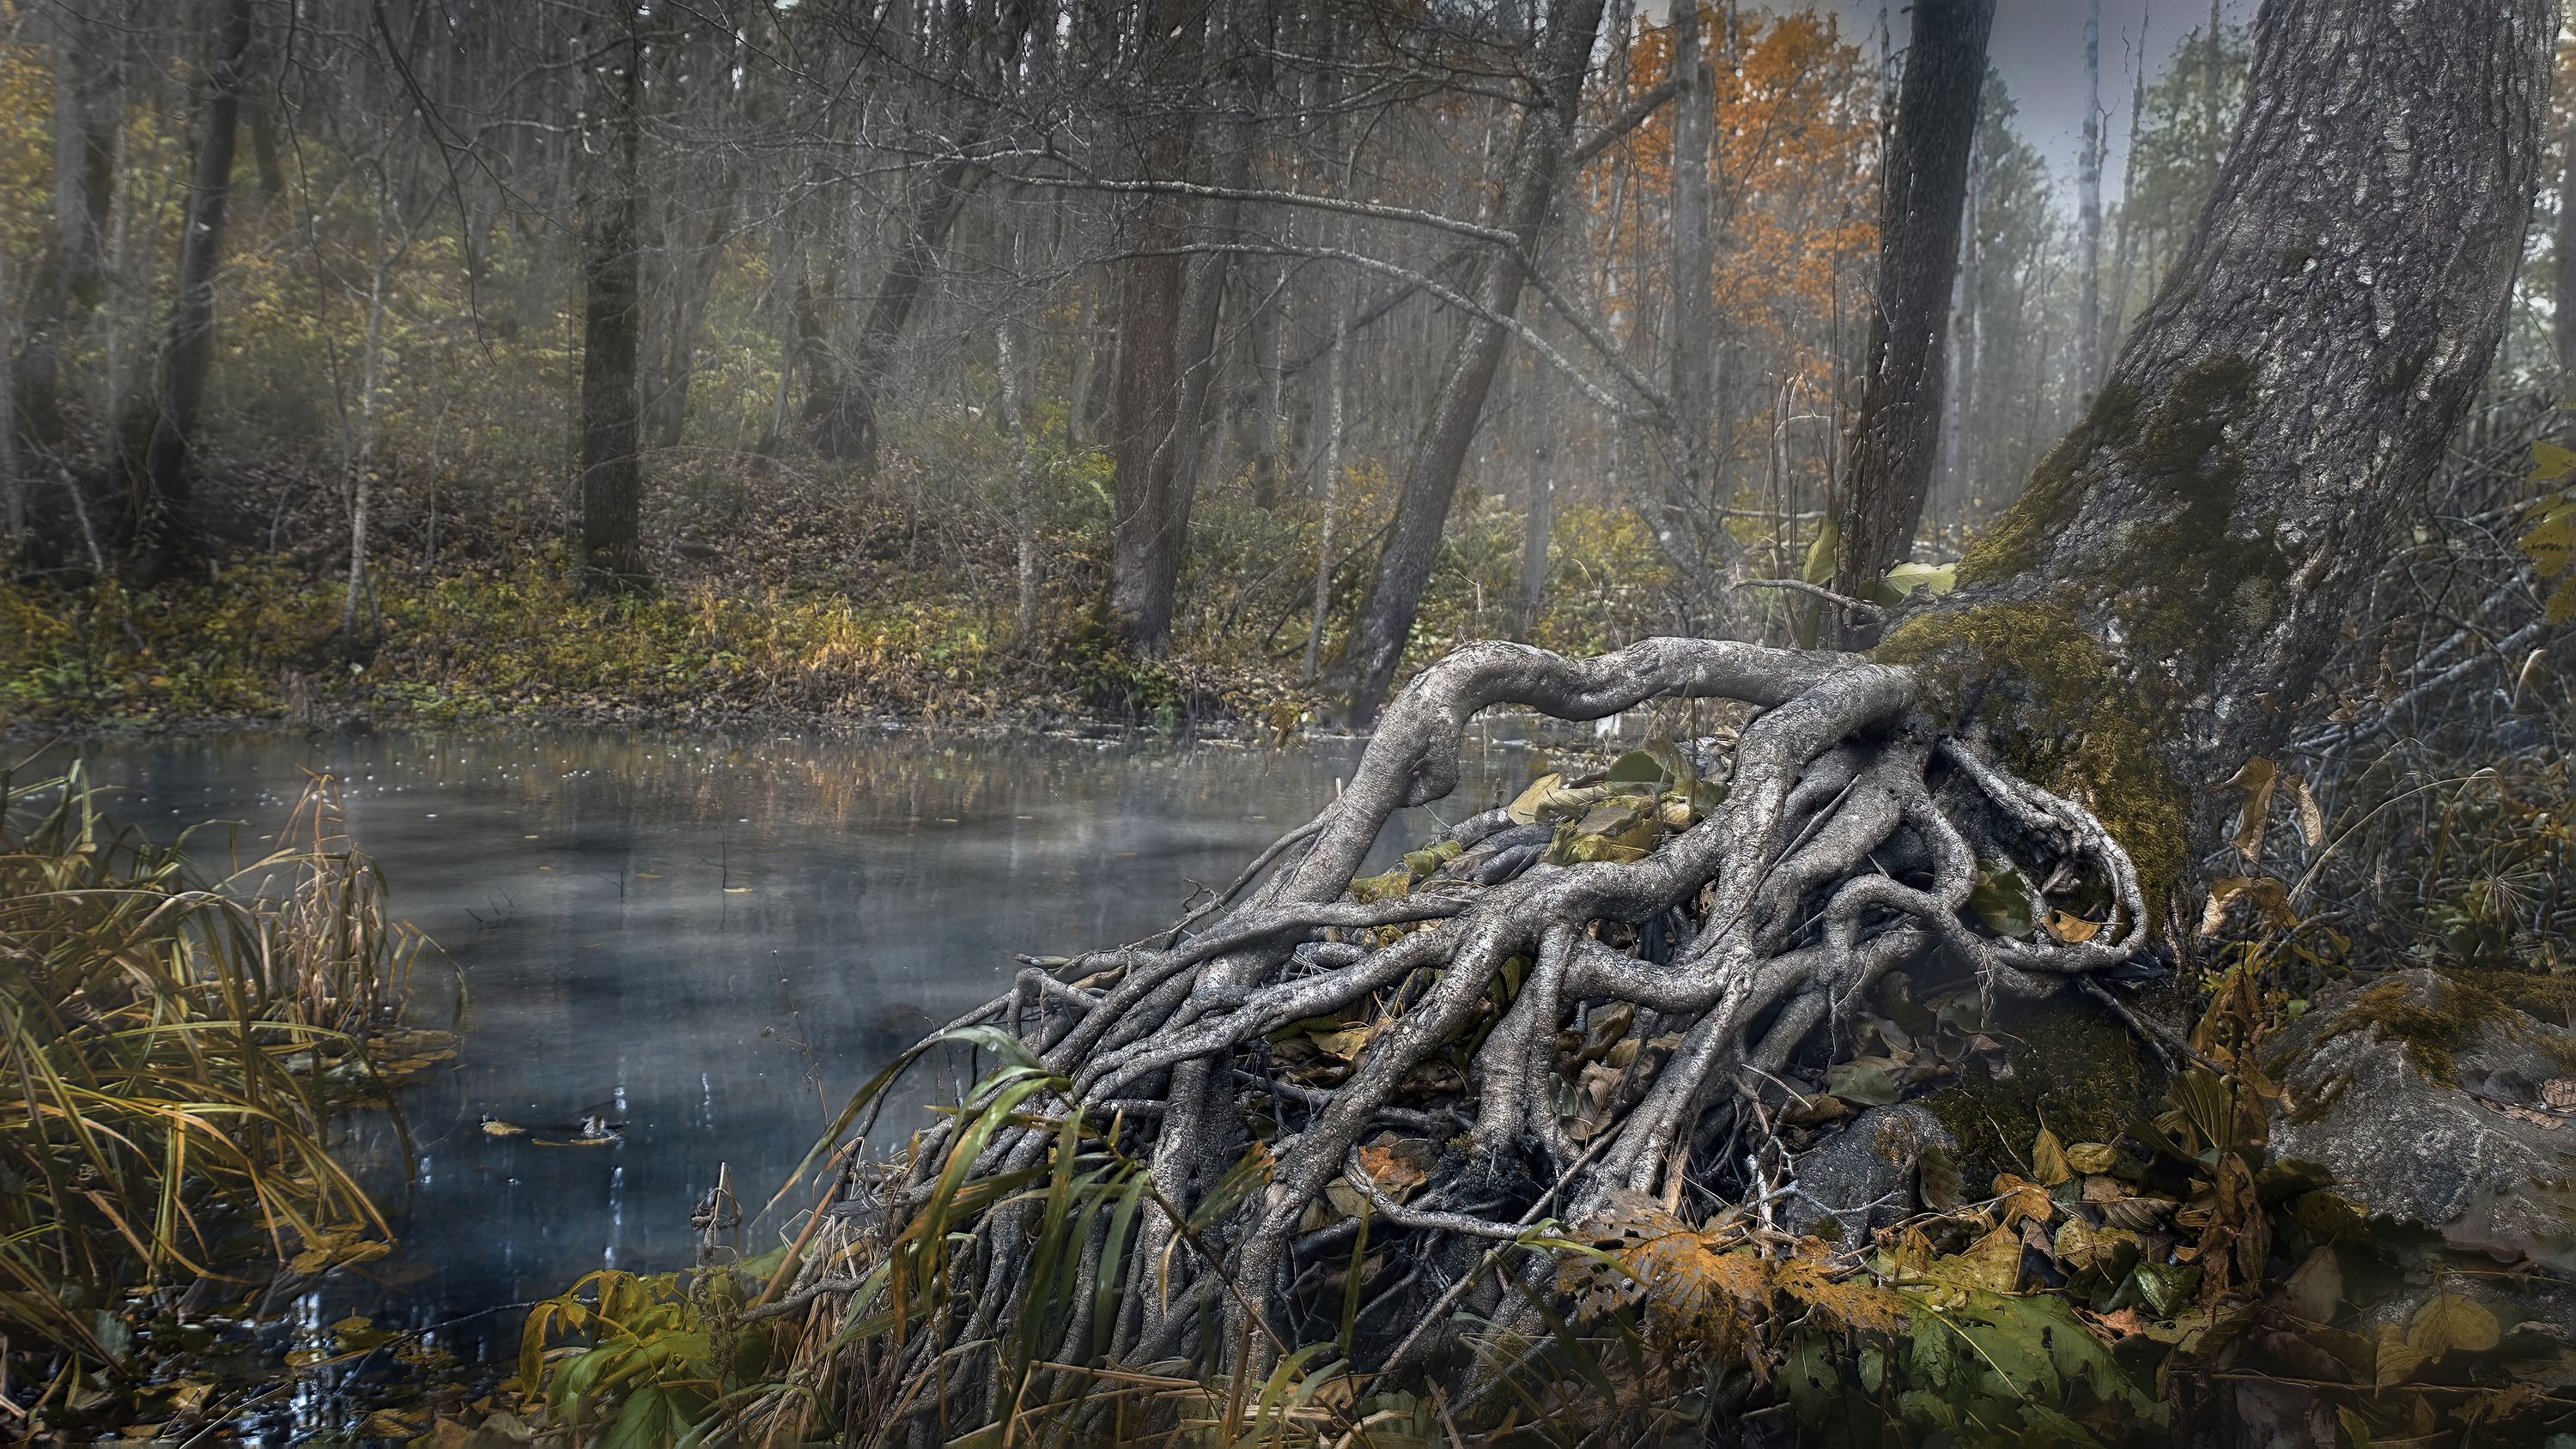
[0,763,425,1383]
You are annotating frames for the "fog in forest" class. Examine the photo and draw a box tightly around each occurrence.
[6,1,2576,1444]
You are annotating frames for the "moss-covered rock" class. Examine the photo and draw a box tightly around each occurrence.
[2265,969,2576,1272]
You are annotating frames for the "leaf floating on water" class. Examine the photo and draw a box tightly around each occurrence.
[481,1119,526,1137]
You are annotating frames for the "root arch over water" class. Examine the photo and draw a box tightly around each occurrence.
[758,638,2154,1438]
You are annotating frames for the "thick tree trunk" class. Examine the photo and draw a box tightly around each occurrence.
[1104,0,1204,655]
[1902,0,2549,903]
[1827,0,1993,630]
[576,18,647,592]
[1327,0,1611,720]
[127,0,254,585]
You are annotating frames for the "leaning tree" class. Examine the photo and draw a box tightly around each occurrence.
[748,0,2549,1436]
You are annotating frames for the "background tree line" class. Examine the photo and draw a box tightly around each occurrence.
[0,0,2545,729]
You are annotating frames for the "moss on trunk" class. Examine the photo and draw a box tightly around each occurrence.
[1879,599,2190,912]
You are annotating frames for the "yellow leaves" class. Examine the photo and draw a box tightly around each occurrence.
[2407,1293,2501,1359]
[1353,1140,1432,1202]
[2043,909,2104,944]
[2063,1141,2119,1176]
[481,1118,526,1137]
[1774,1257,1910,1334]
[2032,1126,2074,1188]
[2201,874,2298,937]
[2524,442,2576,624]
[2223,756,2278,864]
[1990,1173,2054,1232]
[1309,1023,1375,1062]
[289,1228,392,1276]
[1506,772,1599,825]
[1918,1226,2024,1295]
[2050,1217,2140,1276]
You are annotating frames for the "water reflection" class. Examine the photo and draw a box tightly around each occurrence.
[74,726,1529,1360]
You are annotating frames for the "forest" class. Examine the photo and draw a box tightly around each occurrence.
[3,0,2574,1444]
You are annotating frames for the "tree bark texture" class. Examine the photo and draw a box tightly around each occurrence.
[1328,0,1611,720]
[1827,0,1994,627]
[1909,0,2549,900]
[576,19,647,591]
[1104,0,1205,654]
[127,0,254,585]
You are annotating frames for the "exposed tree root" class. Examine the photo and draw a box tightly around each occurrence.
[750,639,2152,1442]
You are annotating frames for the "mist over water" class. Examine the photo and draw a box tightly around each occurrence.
[73,728,1529,1361]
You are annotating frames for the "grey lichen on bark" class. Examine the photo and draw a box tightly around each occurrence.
[1898,0,2546,888]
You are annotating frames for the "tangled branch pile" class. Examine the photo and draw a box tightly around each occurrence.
[711,637,2162,1441]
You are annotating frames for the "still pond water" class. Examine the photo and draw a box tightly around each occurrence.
[79,726,1533,1363]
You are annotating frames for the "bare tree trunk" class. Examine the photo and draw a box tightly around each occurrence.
[576,13,647,592]
[1329,0,1613,721]
[1826,0,1994,635]
[1,243,18,565]
[1919,0,2549,892]
[999,224,1042,646]
[1105,0,1205,654]
[807,150,982,464]
[15,8,117,460]
[647,195,734,452]
[2075,0,2104,396]
[1516,456,1553,640]
[1303,290,1351,682]
[2555,109,2576,389]
[128,0,255,585]
[2105,11,2148,349]
[344,184,393,643]
[1668,0,1716,500]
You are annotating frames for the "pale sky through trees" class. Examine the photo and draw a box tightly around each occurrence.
[1782,1,2259,185]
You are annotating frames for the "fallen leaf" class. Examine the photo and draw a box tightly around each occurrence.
[2064,1142,2119,1175]
[2287,774,2325,848]
[2376,1322,2432,1387]
[2408,1292,2501,1358]
[2044,910,2104,944]
[2032,1127,2074,1187]
[2282,1246,2342,1323]
[482,1119,526,1137]
[2224,756,2279,865]
[2547,1078,2576,1113]
[1993,1173,2054,1230]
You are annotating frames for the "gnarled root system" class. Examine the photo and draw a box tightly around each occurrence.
[751,638,2152,1441]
